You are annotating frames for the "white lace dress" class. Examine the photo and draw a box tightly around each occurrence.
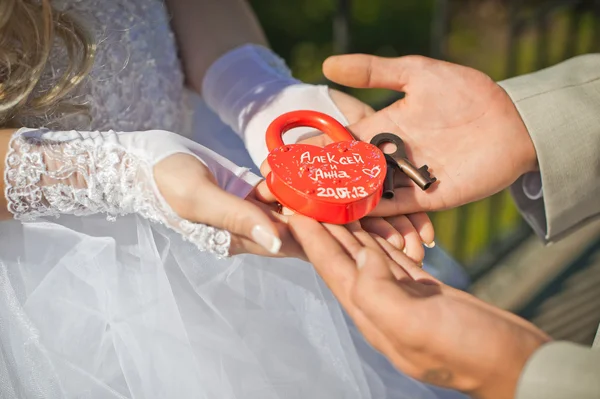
[0,1,469,398]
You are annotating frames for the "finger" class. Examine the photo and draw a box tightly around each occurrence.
[406,213,435,248]
[370,186,436,216]
[229,227,305,259]
[340,224,413,281]
[352,248,438,368]
[352,248,416,327]
[291,218,418,371]
[328,88,376,123]
[322,221,370,260]
[296,133,335,147]
[252,180,278,204]
[373,237,438,282]
[384,215,425,263]
[288,215,359,299]
[259,160,271,179]
[197,183,282,254]
[228,201,307,258]
[323,54,423,91]
[344,221,395,254]
[290,218,413,366]
[360,218,404,250]
[369,236,411,281]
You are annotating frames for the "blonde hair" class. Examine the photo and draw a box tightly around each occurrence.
[0,0,96,128]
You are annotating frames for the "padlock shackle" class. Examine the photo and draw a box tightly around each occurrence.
[266,110,354,151]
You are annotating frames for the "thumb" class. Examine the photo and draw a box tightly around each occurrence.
[252,179,278,203]
[297,132,336,147]
[198,183,282,254]
[352,248,410,330]
[323,54,418,91]
[355,247,397,282]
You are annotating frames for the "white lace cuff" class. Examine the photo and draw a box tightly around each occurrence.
[4,128,261,257]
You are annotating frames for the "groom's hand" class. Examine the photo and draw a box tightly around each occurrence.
[316,54,538,216]
[289,214,550,399]
[258,87,435,262]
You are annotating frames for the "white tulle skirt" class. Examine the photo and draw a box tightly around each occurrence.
[0,95,470,398]
[0,215,468,399]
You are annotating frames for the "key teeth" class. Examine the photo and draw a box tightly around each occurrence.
[418,165,437,191]
[418,165,434,179]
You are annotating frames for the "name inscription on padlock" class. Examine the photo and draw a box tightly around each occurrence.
[265,111,386,224]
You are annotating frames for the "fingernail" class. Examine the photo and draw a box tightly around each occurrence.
[424,240,436,249]
[356,249,368,269]
[402,247,408,254]
[251,225,282,254]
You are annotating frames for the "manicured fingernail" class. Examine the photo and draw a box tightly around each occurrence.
[251,225,282,254]
[424,240,436,248]
[356,249,368,269]
[281,206,295,216]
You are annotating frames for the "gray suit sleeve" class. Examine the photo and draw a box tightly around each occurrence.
[498,54,600,243]
[516,341,600,399]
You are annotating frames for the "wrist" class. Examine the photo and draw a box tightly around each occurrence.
[474,327,549,399]
[498,87,539,175]
[517,118,539,175]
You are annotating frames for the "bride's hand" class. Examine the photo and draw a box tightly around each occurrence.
[4,128,306,258]
[251,176,434,264]
[154,152,310,258]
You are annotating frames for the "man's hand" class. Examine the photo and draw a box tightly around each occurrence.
[319,54,538,216]
[289,214,550,399]
[259,87,436,261]
[254,176,435,263]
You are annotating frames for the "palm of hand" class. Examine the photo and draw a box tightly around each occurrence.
[289,215,549,399]
[260,88,435,260]
[325,55,537,215]
[375,281,549,397]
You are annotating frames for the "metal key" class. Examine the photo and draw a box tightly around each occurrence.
[370,133,437,199]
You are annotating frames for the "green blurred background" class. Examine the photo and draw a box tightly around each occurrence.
[251,0,599,269]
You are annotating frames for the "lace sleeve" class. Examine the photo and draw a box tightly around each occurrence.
[4,129,233,257]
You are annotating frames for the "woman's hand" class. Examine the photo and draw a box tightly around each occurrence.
[153,153,292,257]
[156,154,435,261]
[3,128,301,258]
[251,174,435,263]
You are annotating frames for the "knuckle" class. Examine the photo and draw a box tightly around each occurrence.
[222,209,249,235]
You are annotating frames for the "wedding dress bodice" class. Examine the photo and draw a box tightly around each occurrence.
[33,0,191,135]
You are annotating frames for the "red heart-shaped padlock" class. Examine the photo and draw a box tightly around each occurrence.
[265,110,386,224]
